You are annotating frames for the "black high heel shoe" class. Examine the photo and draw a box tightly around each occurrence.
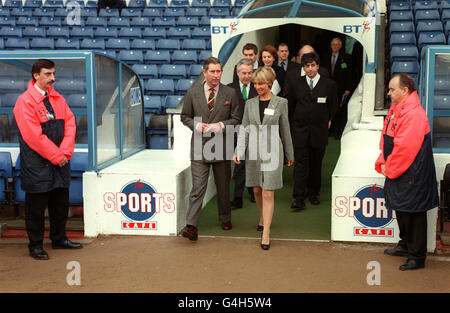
[260,233,270,250]
[257,225,264,231]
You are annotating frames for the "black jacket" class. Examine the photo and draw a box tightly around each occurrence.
[322,51,353,96]
[227,80,257,120]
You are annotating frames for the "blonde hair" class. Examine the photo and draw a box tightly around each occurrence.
[251,66,276,85]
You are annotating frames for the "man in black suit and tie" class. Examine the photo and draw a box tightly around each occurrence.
[277,43,301,74]
[228,58,257,208]
[284,52,337,210]
[321,37,353,139]
[232,43,259,83]
[180,57,241,241]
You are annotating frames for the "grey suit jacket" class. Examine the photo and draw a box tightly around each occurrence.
[236,94,294,190]
[181,81,241,162]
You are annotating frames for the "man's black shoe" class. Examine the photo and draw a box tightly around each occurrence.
[291,199,305,211]
[399,259,425,271]
[52,239,83,249]
[29,247,49,260]
[309,195,320,205]
[230,198,243,209]
[384,245,408,257]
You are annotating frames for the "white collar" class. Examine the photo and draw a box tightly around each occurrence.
[34,82,47,96]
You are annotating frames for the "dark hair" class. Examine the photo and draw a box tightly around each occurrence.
[259,44,278,64]
[242,43,258,55]
[301,52,320,66]
[202,57,222,71]
[32,59,55,81]
[277,42,288,50]
[394,73,416,92]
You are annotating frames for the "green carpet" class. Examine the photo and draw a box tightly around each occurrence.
[197,138,341,240]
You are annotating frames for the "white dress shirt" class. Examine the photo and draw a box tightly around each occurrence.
[306,73,321,89]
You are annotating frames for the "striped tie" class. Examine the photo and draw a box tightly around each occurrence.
[208,88,215,111]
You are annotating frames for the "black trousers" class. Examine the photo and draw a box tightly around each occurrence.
[395,210,428,262]
[25,188,69,250]
[293,146,326,201]
[232,160,254,200]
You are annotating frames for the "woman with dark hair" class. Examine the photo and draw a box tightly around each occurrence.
[259,45,285,95]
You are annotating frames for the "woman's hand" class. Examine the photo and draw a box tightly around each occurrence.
[233,154,241,165]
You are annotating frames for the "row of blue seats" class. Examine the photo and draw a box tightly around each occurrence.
[0,0,247,9]
[389,0,450,12]
[0,25,213,39]
[390,31,448,50]
[0,26,214,39]
[133,63,204,77]
[390,20,450,36]
[389,8,450,24]
[0,37,212,51]
[145,94,184,114]
[0,7,237,19]
[0,151,87,205]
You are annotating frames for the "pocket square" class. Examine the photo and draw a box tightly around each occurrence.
[223,100,230,106]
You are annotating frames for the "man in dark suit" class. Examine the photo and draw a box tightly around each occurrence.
[227,58,257,208]
[321,37,353,139]
[277,43,301,74]
[284,52,337,210]
[180,57,241,241]
[232,43,258,83]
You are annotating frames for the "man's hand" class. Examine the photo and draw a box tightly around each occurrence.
[381,164,386,176]
[233,154,240,165]
[58,156,68,167]
[195,122,208,133]
[328,120,331,129]
[204,122,223,134]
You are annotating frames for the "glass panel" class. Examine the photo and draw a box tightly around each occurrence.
[434,54,450,109]
[433,117,450,149]
[121,64,145,155]
[95,55,120,165]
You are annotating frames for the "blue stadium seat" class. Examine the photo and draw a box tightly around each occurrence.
[118,27,142,39]
[3,0,22,8]
[117,50,144,64]
[230,7,242,16]
[147,129,168,149]
[5,38,29,49]
[55,78,85,93]
[80,38,106,50]
[159,64,187,79]
[186,7,208,16]
[146,79,174,96]
[167,27,191,39]
[442,9,450,24]
[191,0,210,8]
[389,1,411,11]
[445,21,450,36]
[164,8,185,17]
[99,9,120,17]
[177,16,199,27]
[0,9,10,17]
[153,17,176,27]
[16,16,39,27]
[390,45,419,62]
[415,9,440,23]
[418,31,446,50]
[106,38,130,50]
[414,1,439,11]
[2,93,21,108]
[199,50,212,63]
[0,17,16,27]
[416,20,443,35]
[54,7,70,17]
[389,10,413,22]
[13,155,25,204]
[132,64,158,79]
[23,26,46,37]
[122,8,142,17]
[144,96,162,114]
[24,0,43,7]
[390,32,416,47]
[44,0,63,8]
[209,7,230,17]
[0,26,22,38]
[69,152,88,206]
[199,16,211,26]
[143,27,166,39]
[235,0,250,6]
[67,94,87,108]
[70,26,95,39]
[85,16,108,27]
[85,0,98,7]
[0,77,25,92]
[156,38,180,50]
[142,8,163,17]
[144,50,171,64]
[390,21,415,33]
[148,0,169,8]
[130,17,151,27]
[94,27,119,39]
[47,26,70,38]
[55,38,80,49]
[128,0,147,8]
[80,8,98,17]
[192,26,210,38]
[434,75,450,93]
[391,61,419,76]
[0,38,4,49]
[131,38,155,50]
[434,95,450,109]
[108,17,131,28]
[441,0,450,13]
[0,151,12,203]
[30,38,55,49]
[10,7,33,17]
[189,64,203,78]
[39,16,62,27]
[171,0,189,7]
[164,95,183,109]
[212,0,232,8]
[182,38,206,50]
[175,78,195,95]
[171,50,197,64]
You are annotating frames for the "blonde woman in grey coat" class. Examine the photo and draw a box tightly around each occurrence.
[234,67,294,250]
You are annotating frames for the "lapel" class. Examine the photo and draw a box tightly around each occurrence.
[261,95,278,125]
[196,82,211,120]
[208,83,225,122]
